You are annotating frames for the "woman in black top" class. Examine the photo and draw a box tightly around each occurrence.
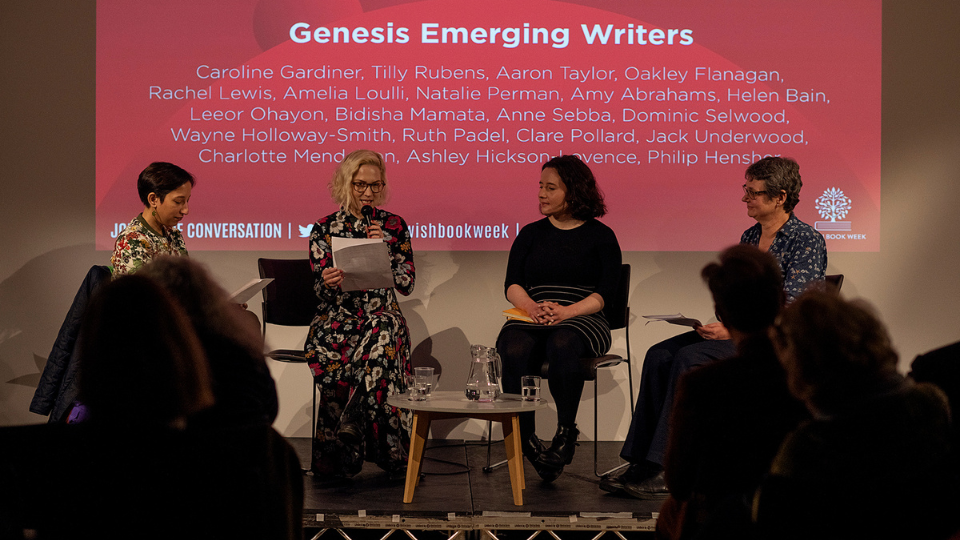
[497,154,622,481]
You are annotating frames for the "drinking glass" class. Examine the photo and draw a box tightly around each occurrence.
[521,375,541,402]
[414,367,435,397]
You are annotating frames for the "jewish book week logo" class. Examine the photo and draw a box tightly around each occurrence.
[814,187,852,233]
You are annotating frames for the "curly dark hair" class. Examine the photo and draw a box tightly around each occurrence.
[542,155,607,220]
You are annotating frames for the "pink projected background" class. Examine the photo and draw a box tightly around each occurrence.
[96,0,880,251]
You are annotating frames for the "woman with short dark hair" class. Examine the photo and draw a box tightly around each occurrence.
[112,162,195,276]
[497,154,622,482]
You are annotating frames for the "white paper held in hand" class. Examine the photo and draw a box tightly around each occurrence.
[331,236,394,292]
[229,278,273,304]
[641,313,703,328]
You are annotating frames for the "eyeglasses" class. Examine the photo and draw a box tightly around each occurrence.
[352,181,384,194]
[742,184,769,199]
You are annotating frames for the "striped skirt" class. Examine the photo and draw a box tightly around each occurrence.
[502,284,612,357]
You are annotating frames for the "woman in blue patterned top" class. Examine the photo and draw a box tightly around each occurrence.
[603,156,827,499]
[497,155,623,482]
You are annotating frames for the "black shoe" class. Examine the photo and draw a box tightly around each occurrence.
[599,463,646,494]
[522,433,546,462]
[337,392,365,445]
[386,462,408,482]
[336,422,362,445]
[541,424,580,466]
[535,424,579,482]
[623,469,669,500]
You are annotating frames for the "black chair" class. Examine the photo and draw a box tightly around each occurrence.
[825,274,844,293]
[258,258,317,463]
[486,264,635,477]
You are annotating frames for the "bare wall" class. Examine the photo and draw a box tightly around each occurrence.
[2,1,958,437]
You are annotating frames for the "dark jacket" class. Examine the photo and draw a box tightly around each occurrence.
[755,380,957,540]
[660,334,808,539]
[30,265,112,422]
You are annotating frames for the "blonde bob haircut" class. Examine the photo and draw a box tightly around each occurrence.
[329,149,389,211]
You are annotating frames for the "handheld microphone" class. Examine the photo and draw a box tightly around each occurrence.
[361,204,375,228]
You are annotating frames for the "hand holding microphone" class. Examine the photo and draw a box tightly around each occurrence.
[362,205,383,239]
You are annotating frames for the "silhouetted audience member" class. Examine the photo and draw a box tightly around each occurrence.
[2,275,213,538]
[911,340,960,452]
[654,245,808,540]
[139,255,279,428]
[755,292,959,540]
[0,275,302,540]
[910,339,960,538]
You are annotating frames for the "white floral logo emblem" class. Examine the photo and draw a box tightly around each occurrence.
[815,188,852,222]
[814,188,853,232]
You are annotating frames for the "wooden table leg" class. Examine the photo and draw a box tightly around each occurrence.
[403,411,431,503]
[501,413,524,505]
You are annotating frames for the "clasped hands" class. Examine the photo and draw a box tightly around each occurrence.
[528,301,574,326]
[321,223,383,289]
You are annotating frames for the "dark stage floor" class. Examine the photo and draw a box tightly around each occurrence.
[288,438,661,538]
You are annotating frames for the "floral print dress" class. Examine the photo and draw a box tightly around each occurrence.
[304,208,415,476]
[111,214,188,276]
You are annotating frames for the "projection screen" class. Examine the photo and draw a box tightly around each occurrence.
[96,0,881,252]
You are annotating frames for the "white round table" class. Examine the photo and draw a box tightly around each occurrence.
[388,390,548,506]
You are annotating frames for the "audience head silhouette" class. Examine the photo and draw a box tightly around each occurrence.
[772,290,899,414]
[701,244,785,336]
[137,255,262,356]
[77,274,213,426]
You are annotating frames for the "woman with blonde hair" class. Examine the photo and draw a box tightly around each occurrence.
[304,149,415,479]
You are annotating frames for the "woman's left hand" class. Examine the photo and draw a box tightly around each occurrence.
[538,301,575,325]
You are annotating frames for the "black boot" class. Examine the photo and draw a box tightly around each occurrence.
[522,433,546,462]
[336,390,365,445]
[519,413,543,462]
[534,424,579,482]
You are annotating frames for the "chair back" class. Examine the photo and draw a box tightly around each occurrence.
[825,273,844,293]
[604,264,631,331]
[257,258,316,327]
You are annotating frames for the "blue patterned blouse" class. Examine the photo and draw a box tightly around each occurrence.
[740,213,827,302]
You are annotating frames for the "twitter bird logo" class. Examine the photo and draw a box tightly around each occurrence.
[298,225,313,238]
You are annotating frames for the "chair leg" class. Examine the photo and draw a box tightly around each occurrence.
[595,373,629,478]
[483,419,509,472]
[304,376,317,474]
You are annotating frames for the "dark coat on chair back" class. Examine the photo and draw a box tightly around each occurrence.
[29,265,112,422]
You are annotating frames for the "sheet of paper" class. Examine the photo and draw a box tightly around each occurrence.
[229,278,273,304]
[642,313,703,328]
[331,236,394,292]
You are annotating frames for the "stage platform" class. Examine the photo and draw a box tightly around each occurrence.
[289,438,662,539]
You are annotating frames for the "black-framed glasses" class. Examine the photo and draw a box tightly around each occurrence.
[742,184,769,199]
[352,181,384,194]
